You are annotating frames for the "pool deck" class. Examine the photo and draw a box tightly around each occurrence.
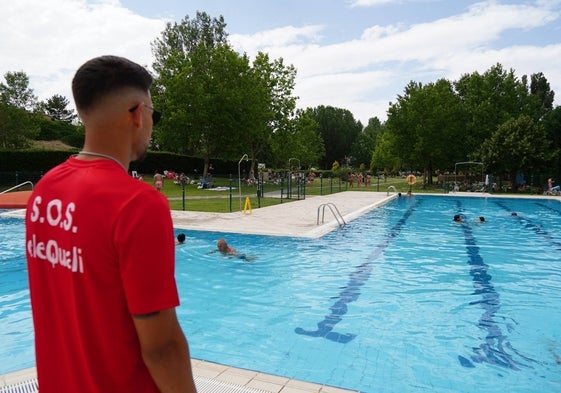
[3,190,560,393]
[171,190,396,238]
[0,360,357,393]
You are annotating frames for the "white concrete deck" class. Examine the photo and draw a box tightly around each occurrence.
[171,191,396,238]
[0,360,358,393]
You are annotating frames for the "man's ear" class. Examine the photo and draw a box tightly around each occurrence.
[129,103,144,128]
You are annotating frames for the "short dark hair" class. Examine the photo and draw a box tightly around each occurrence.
[177,233,186,243]
[72,55,153,111]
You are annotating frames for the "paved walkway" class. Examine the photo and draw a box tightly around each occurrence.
[172,191,396,238]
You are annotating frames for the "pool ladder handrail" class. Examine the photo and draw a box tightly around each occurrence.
[387,185,397,196]
[0,181,34,194]
[317,202,346,227]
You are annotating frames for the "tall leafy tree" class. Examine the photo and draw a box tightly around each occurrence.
[0,103,38,148]
[370,130,400,174]
[0,71,39,147]
[480,115,555,188]
[0,71,37,110]
[151,12,235,176]
[310,105,362,169]
[385,79,466,183]
[151,12,299,176]
[156,42,251,175]
[542,106,561,178]
[270,108,324,168]
[454,64,534,160]
[241,53,298,174]
[529,72,554,116]
[350,117,383,169]
[151,11,228,81]
[41,94,76,122]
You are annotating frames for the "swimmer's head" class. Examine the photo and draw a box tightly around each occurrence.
[478,216,485,222]
[217,238,228,251]
[453,214,462,222]
[177,233,186,243]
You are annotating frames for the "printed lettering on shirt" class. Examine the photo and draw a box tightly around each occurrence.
[27,195,84,273]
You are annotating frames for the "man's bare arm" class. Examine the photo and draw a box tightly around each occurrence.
[133,308,197,393]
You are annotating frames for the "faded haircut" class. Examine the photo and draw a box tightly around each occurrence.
[71,55,153,111]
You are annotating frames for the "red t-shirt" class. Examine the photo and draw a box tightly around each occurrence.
[25,157,179,393]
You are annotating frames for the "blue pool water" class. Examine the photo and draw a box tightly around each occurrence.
[1,196,561,392]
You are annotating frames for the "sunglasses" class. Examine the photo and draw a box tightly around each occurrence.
[129,103,162,125]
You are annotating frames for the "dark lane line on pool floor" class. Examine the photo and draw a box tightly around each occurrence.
[295,199,421,343]
[535,201,561,216]
[456,201,534,370]
[494,201,561,251]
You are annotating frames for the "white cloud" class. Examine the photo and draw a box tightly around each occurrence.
[295,70,396,123]
[231,25,324,52]
[1,0,559,125]
[231,1,561,122]
[349,0,402,7]
[0,0,167,103]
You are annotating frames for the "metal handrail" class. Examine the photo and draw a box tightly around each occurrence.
[0,181,34,194]
[387,185,397,196]
[317,203,346,227]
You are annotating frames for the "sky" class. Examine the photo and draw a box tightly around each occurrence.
[1,0,560,124]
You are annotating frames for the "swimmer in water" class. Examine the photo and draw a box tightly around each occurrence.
[208,238,256,262]
[176,233,186,245]
[216,238,238,256]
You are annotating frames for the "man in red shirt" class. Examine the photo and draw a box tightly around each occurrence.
[25,55,197,393]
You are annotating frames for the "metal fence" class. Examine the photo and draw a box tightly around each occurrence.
[0,172,43,191]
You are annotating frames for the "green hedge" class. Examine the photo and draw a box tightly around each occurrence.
[0,150,244,180]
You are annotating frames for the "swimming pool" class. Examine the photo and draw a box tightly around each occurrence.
[1,195,561,392]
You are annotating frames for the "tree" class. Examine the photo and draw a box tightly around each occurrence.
[454,64,536,160]
[385,79,466,183]
[0,71,40,148]
[151,11,228,81]
[151,12,236,176]
[542,106,561,178]
[0,71,37,110]
[0,103,39,148]
[151,12,299,176]
[480,115,555,188]
[270,108,324,168]
[370,130,400,174]
[310,105,362,169]
[350,117,383,169]
[237,53,298,174]
[40,94,76,122]
[158,43,252,175]
[529,72,555,117]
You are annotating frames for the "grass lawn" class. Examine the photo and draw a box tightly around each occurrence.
[142,174,445,213]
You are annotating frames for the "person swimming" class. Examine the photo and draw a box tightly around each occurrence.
[208,238,255,262]
[216,238,238,256]
[176,233,186,245]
